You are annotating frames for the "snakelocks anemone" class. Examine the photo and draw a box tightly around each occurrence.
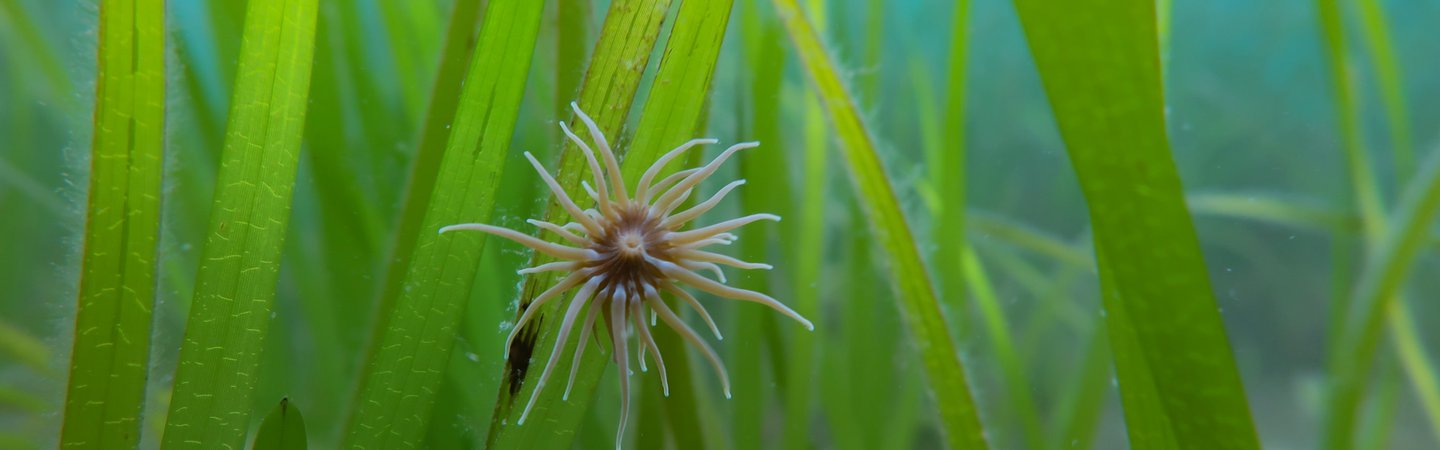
[441,103,813,449]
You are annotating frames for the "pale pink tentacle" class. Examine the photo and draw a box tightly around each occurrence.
[664,179,747,229]
[609,287,633,450]
[659,260,813,330]
[681,260,727,283]
[653,142,759,210]
[528,219,587,245]
[563,297,602,401]
[647,168,700,204]
[646,294,731,399]
[680,233,737,249]
[570,102,627,203]
[674,248,773,270]
[440,223,595,261]
[518,260,578,275]
[559,120,613,216]
[636,138,718,202]
[668,213,780,245]
[630,295,668,396]
[522,151,604,234]
[659,280,723,340]
[519,277,601,424]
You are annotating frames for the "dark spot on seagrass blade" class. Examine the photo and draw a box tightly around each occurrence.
[506,315,541,400]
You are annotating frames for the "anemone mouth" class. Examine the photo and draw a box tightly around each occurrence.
[438,102,812,450]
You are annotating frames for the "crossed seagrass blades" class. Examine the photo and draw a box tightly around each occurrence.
[440,103,814,449]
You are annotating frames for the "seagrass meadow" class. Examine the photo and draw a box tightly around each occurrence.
[3,0,1440,448]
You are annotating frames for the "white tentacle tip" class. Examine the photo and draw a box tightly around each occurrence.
[437,223,483,233]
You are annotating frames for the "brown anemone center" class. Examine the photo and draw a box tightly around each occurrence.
[587,203,671,298]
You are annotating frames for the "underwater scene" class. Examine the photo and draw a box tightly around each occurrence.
[2,0,1439,449]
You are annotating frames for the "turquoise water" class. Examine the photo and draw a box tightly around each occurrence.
[2,0,1439,448]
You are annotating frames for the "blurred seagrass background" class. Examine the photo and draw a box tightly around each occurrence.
[1,0,1439,449]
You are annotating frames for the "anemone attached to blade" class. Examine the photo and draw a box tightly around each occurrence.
[442,102,812,449]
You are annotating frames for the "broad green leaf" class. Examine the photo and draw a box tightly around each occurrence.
[159,0,321,447]
[482,1,675,448]
[341,0,546,447]
[373,0,487,339]
[59,1,165,448]
[771,0,990,447]
[251,398,307,450]
[1008,0,1261,448]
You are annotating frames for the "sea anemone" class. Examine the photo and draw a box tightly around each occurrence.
[440,102,814,449]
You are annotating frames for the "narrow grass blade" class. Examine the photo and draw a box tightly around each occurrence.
[961,246,1045,449]
[59,1,165,447]
[0,0,76,105]
[1315,0,1385,242]
[1329,148,1440,448]
[340,1,546,447]
[484,1,674,447]
[0,320,50,374]
[0,385,48,413]
[251,398,307,450]
[1187,192,1359,233]
[1049,326,1112,450]
[1008,0,1261,448]
[1387,300,1440,444]
[735,1,790,447]
[782,0,827,448]
[771,1,990,447]
[934,0,971,312]
[967,211,1093,270]
[1352,0,1412,182]
[158,0,321,447]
